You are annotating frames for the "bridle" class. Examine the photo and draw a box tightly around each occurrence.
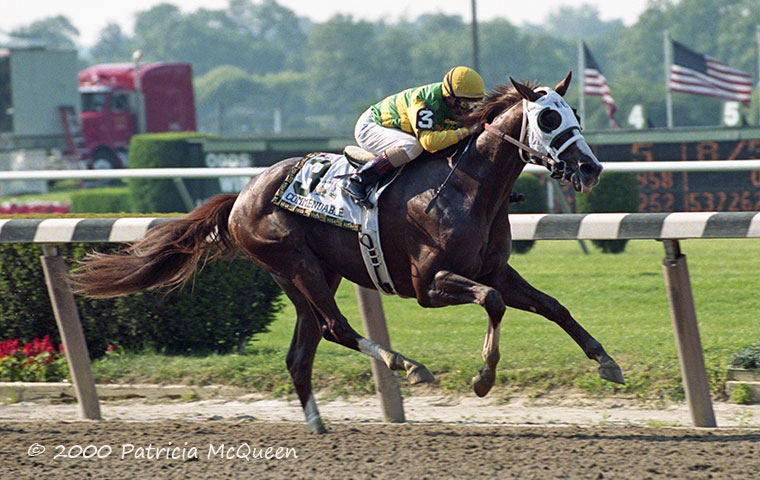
[483,91,583,181]
[483,123,556,169]
[483,118,569,181]
[430,88,583,207]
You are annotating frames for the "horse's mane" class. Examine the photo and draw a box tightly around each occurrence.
[460,81,541,126]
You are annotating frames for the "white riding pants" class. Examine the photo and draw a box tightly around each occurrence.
[354,108,424,162]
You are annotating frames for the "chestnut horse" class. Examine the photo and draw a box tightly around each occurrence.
[71,73,624,433]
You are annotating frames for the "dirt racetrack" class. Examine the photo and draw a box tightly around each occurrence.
[2,420,759,479]
[3,391,760,479]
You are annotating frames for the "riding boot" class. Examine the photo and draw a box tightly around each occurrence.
[341,152,395,207]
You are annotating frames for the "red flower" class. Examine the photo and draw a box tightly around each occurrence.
[40,335,54,354]
[0,339,20,358]
[0,201,70,215]
[20,336,56,358]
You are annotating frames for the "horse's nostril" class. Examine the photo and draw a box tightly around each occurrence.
[580,162,601,177]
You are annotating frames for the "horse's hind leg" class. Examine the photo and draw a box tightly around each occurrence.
[272,274,328,434]
[495,265,625,384]
[289,264,434,385]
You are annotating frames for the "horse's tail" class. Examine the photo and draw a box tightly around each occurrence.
[70,193,239,299]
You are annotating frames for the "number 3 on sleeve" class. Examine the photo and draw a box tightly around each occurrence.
[416,108,435,130]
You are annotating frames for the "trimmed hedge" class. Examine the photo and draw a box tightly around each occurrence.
[731,341,760,370]
[128,133,216,213]
[0,243,282,356]
[575,172,639,253]
[70,187,133,214]
[510,174,545,254]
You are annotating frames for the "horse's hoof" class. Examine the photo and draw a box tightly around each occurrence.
[308,418,328,434]
[407,365,435,384]
[471,369,495,397]
[598,356,625,385]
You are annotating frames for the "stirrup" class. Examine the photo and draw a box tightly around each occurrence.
[341,179,374,208]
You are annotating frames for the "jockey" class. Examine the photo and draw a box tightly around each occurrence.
[341,66,485,206]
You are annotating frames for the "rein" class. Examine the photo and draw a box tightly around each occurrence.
[425,134,475,212]
[483,123,556,169]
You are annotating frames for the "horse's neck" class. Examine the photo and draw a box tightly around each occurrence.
[465,132,525,209]
[408,123,525,215]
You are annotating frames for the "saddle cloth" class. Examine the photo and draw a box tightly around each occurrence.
[271,152,399,295]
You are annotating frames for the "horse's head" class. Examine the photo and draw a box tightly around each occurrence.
[510,73,602,194]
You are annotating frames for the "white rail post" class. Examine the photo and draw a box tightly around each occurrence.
[40,245,101,420]
[661,240,716,427]
[354,284,405,423]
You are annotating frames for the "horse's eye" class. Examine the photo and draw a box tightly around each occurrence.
[537,108,562,132]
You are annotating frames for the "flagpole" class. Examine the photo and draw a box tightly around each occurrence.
[578,40,586,129]
[664,30,674,129]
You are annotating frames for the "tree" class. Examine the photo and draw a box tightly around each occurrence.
[256,70,310,131]
[130,2,302,76]
[131,3,184,61]
[305,15,379,128]
[542,4,624,40]
[195,65,258,133]
[367,22,416,96]
[89,23,133,63]
[408,15,472,84]
[228,0,309,71]
[10,15,79,50]
[194,65,309,134]
[477,19,524,88]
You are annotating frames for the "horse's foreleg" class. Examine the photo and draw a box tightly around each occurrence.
[495,265,624,385]
[287,314,326,434]
[420,270,506,397]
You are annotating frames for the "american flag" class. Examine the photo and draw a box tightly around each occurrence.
[669,40,753,106]
[582,42,621,130]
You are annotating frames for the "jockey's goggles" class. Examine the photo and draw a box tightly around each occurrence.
[454,97,481,111]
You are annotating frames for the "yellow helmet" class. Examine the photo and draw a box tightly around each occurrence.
[442,66,484,99]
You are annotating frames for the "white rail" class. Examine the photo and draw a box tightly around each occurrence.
[529,159,760,174]
[0,159,759,181]
[0,167,266,181]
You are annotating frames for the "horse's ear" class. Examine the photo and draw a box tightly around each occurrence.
[554,71,572,97]
[509,77,541,102]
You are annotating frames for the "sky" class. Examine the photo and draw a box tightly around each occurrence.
[0,0,651,47]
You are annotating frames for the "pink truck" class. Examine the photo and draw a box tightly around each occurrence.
[77,62,197,168]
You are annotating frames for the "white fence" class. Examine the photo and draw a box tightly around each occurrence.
[1,159,760,182]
